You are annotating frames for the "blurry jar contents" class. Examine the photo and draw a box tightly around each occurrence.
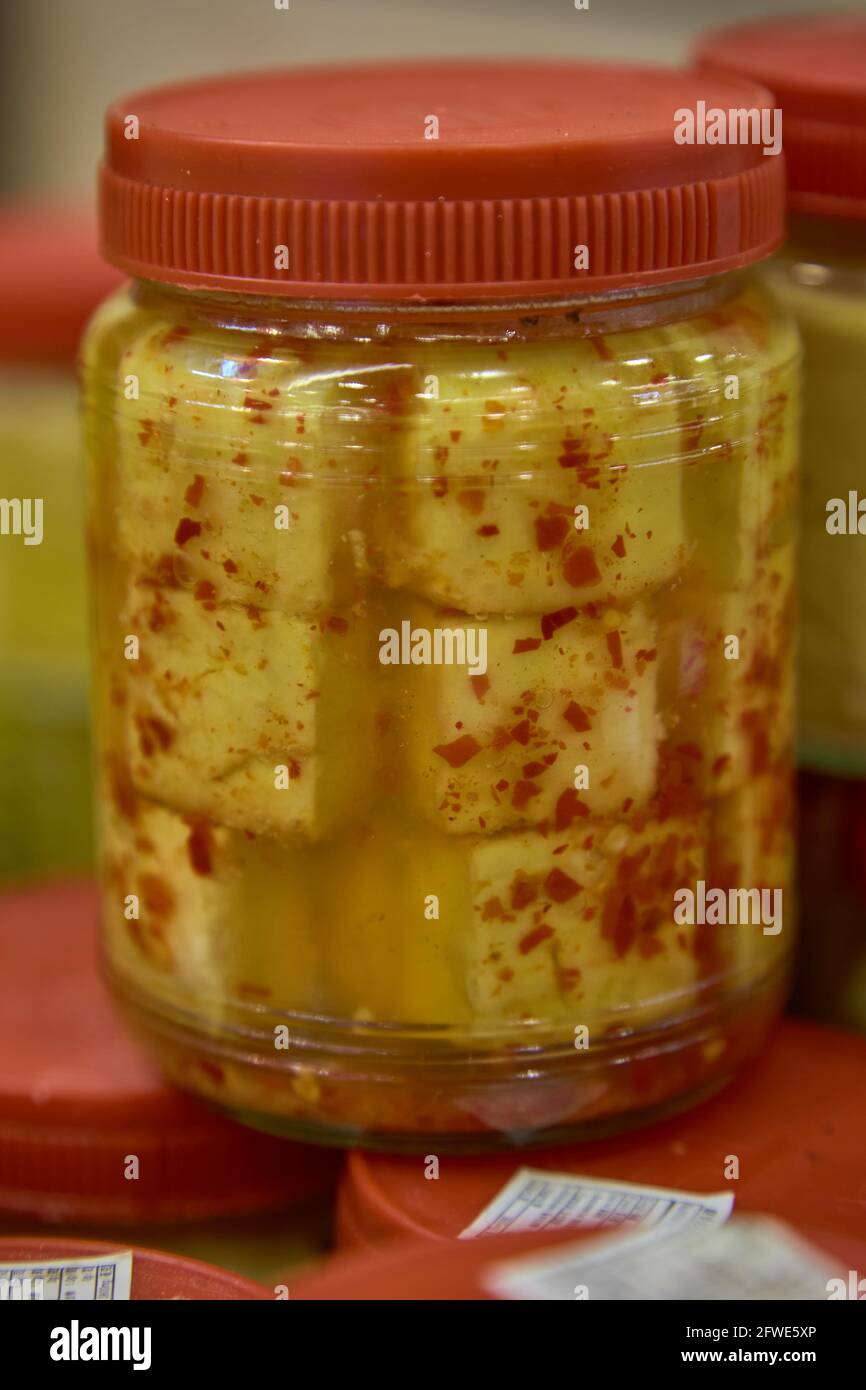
[697,17,866,1031]
[773,217,866,772]
[84,64,798,1148]
[0,210,120,878]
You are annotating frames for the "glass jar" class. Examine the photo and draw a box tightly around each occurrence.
[765,215,866,766]
[769,216,866,1033]
[84,62,798,1150]
[771,218,866,1032]
[0,208,120,880]
[697,17,866,1032]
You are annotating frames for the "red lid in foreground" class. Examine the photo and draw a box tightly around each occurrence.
[290,1228,598,1301]
[0,206,122,365]
[100,61,784,301]
[0,881,340,1224]
[696,17,866,219]
[338,1020,866,1272]
[0,1237,270,1300]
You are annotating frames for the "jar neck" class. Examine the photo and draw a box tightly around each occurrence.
[129,271,749,345]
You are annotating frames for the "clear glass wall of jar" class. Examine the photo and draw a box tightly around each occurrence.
[81,268,798,1149]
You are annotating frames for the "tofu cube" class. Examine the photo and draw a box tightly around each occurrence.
[323,813,704,1029]
[708,769,793,986]
[123,577,375,839]
[113,319,412,612]
[656,543,794,798]
[98,788,232,1000]
[99,786,321,1012]
[391,597,658,833]
[680,285,799,592]
[470,816,704,1024]
[374,330,688,613]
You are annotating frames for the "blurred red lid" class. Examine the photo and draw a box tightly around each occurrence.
[0,1236,269,1300]
[100,61,784,301]
[0,205,122,365]
[696,17,866,218]
[0,881,340,1224]
[289,1227,598,1301]
[338,1020,866,1271]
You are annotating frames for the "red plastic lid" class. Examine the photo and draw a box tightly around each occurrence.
[696,17,866,219]
[0,881,340,1224]
[99,61,784,301]
[0,1237,270,1300]
[338,1020,866,1272]
[290,1227,598,1301]
[0,205,122,366]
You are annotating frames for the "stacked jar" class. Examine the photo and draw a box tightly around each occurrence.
[0,882,339,1281]
[83,62,799,1149]
[697,17,866,1032]
[0,209,120,879]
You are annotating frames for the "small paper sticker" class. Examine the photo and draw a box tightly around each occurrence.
[483,1215,843,1301]
[460,1166,734,1239]
[0,1251,133,1301]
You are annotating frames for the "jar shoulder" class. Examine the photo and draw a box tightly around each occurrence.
[80,273,799,429]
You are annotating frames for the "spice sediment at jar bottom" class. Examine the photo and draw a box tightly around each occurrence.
[84,62,798,1147]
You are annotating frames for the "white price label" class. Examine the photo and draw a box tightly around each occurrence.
[460,1166,734,1239]
[483,1216,842,1301]
[0,1250,133,1300]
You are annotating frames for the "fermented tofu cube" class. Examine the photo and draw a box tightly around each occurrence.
[99,788,321,1012]
[123,578,374,839]
[113,319,412,612]
[470,816,704,1024]
[393,598,658,833]
[98,789,231,1000]
[679,285,799,591]
[708,769,793,985]
[375,328,688,613]
[324,813,704,1029]
[657,543,795,798]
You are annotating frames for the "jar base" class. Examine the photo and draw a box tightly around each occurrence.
[204,1073,737,1155]
[105,960,787,1153]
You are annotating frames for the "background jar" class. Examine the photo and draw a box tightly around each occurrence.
[697,17,866,1032]
[772,217,866,1033]
[0,208,120,881]
[84,62,798,1150]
